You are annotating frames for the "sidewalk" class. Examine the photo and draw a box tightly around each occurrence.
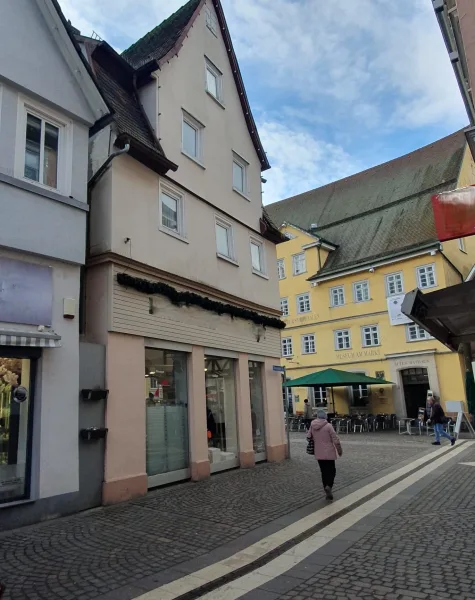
[0,433,434,600]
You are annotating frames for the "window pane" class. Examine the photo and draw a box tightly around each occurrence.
[233,161,244,192]
[161,192,178,231]
[205,357,238,467]
[216,223,230,256]
[251,242,261,271]
[0,357,32,503]
[183,120,197,157]
[24,114,41,182]
[206,68,218,98]
[249,361,266,455]
[44,122,59,188]
[145,349,189,475]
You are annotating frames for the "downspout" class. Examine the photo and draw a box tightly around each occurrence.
[80,142,130,335]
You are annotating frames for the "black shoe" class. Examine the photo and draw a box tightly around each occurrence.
[432,441,441,445]
[324,486,333,501]
[451,437,456,446]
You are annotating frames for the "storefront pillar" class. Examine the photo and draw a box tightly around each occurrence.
[262,358,287,462]
[103,333,147,504]
[235,354,255,468]
[189,346,210,481]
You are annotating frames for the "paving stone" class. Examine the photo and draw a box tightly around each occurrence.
[0,434,435,600]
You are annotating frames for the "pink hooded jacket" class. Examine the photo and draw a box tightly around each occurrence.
[307,418,343,461]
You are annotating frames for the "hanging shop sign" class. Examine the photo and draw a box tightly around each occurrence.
[432,185,475,242]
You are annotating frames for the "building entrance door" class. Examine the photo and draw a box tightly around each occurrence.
[401,368,429,418]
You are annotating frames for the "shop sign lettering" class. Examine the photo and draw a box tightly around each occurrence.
[284,313,319,326]
[336,349,381,360]
[394,358,430,369]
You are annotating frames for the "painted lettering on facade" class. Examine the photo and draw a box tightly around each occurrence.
[394,358,430,369]
[284,313,320,326]
[335,349,381,360]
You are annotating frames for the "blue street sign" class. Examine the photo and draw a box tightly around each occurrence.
[273,365,285,372]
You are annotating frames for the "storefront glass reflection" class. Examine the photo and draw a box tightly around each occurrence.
[0,357,32,503]
[249,361,266,458]
[205,357,238,467]
[145,349,189,477]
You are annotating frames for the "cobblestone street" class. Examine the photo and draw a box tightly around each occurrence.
[0,433,432,600]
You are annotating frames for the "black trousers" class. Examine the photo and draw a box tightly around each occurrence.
[305,419,312,431]
[318,459,336,489]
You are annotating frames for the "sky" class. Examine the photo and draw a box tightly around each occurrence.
[60,0,468,205]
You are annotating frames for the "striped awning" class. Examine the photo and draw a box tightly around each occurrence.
[0,330,61,348]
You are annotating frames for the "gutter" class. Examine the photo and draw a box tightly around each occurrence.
[433,0,475,125]
[88,143,130,190]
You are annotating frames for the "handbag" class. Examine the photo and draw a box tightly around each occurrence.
[306,437,315,455]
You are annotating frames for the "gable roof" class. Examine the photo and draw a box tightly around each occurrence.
[266,130,467,279]
[122,0,270,172]
[37,0,111,126]
[86,40,177,175]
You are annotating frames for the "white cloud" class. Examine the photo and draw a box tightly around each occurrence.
[258,121,360,205]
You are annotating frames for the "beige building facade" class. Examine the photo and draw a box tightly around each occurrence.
[82,0,286,504]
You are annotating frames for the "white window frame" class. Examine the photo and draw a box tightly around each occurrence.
[159,182,187,241]
[292,252,306,276]
[385,272,404,297]
[406,323,433,342]
[314,386,327,405]
[15,95,72,196]
[301,334,316,354]
[334,329,351,350]
[361,325,380,347]
[182,110,204,165]
[205,57,223,103]
[416,264,437,289]
[277,259,286,280]
[353,280,370,303]
[280,298,289,317]
[330,285,345,307]
[282,337,293,357]
[232,152,249,198]
[215,215,236,263]
[250,236,266,277]
[296,292,311,314]
[205,5,218,36]
[458,238,467,253]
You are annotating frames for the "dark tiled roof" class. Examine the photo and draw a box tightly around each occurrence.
[266,131,467,277]
[122,0,202,69]
[121,0,270,171]
[90,43,163,156]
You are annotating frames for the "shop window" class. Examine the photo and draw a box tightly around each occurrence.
[145,348,189,479]
[0,354,34,504]
[351,383,369,407]
[249,361,266,458]
[205,356,238,469]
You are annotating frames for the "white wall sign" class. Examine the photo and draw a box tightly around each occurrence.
[387,295,412,326]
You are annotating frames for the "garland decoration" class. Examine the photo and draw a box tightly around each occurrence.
[117,273,286,330]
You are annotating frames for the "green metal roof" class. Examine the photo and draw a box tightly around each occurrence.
[284,368,392,387]
[267,131,466,277]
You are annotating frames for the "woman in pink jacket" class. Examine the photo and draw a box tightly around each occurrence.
[307,408,343,500]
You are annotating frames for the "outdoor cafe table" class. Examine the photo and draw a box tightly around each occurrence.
[399,417,414,435]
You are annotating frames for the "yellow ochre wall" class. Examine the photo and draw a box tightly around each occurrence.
[277,216,473,416]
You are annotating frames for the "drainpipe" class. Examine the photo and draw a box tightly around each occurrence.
[80,143,130,335]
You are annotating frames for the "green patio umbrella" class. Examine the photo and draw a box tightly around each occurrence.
[284,368,393,413]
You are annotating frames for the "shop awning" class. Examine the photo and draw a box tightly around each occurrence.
[0,330,61,348]
[401,280,475,351]
[284,368,392,387]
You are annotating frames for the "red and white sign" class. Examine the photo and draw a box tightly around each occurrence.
[432,185,475,242]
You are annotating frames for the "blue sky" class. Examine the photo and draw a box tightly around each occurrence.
[61,0,468,205]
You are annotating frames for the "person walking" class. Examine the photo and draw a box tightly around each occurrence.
[307,408,342,500]
[303,399,313,430]
[428,395,455,446]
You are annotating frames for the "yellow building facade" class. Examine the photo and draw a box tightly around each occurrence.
[271,136,475,418]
